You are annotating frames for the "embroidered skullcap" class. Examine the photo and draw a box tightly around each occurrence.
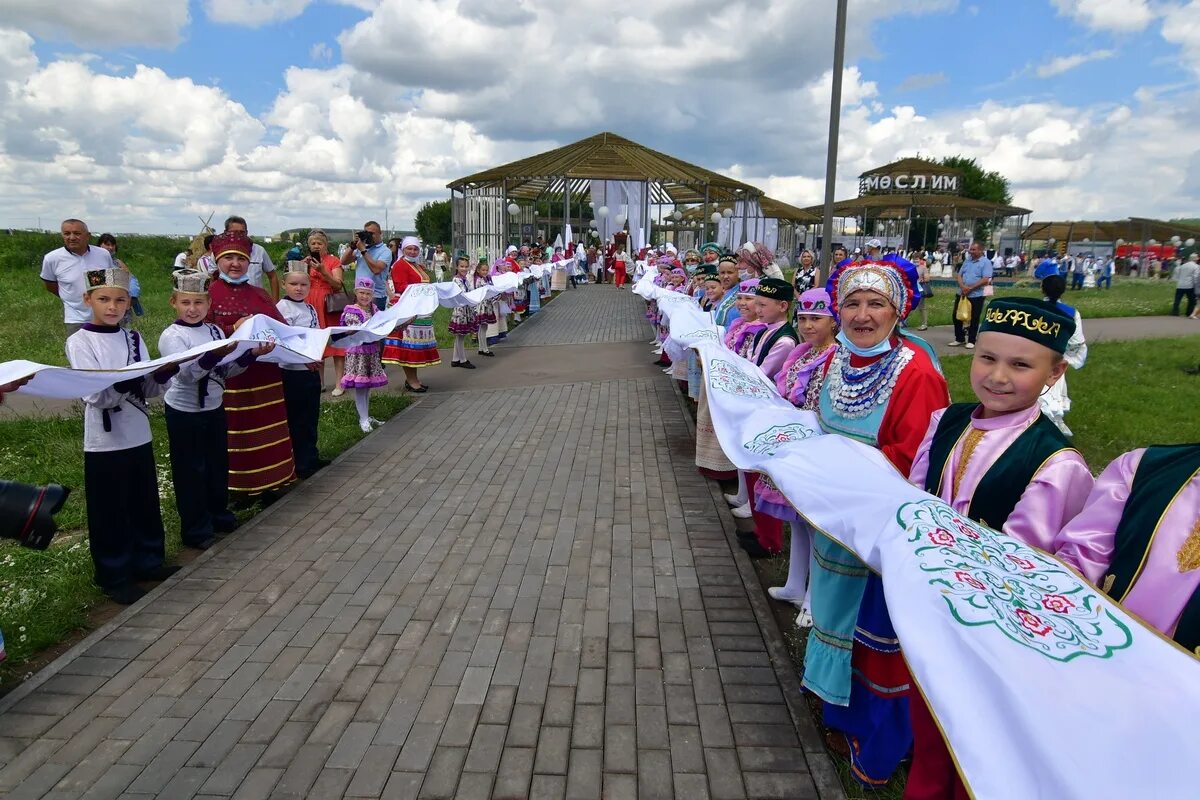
[86,267,131,293]
[401,235,420,250]
[700,242,721,254]
[718,252,739,266]
[755,278,794,302]
[670,268,687,278]
[211,231,252,260]
[697,264,719,277]
[354,277,373,290]
[736,278,760,297]
[172,269,211,295]
[828,257,920,320]
[795,288,834,318]
[683,249,701,262]
[979,297,1075,354]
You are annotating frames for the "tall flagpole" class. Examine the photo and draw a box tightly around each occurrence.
[821,0,849,273]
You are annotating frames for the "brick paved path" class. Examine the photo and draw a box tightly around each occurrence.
[0,288,838,799]
[504,285,651,346]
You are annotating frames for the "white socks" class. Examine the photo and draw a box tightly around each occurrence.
[355,387,370,425]
[769,521,813,608]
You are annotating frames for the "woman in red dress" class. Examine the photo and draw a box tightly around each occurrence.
[302,230,346,393]
[205,232,296,496]
[381,236,440,391]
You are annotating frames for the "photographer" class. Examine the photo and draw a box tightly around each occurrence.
[341,220,391,310]
[1,377,70,552]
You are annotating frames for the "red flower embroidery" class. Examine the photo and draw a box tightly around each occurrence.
[1016,609,1051,637]
[1006,554,1036,571]
[954,571,987,591]
[928,528,956,546]
[1041,594,1075,614]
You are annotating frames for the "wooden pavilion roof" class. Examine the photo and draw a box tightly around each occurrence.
[1020,218,1200,243]
[678,196,821,224]
[859,157,963,179]
[447,131,763,204]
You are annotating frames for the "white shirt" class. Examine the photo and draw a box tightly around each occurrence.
[158,321,248,412]
[275,298,320,370]
[173,252,190,269]
[248,243,276,288]
[66,326,165,451]
[40,245,116,323]
[1175,261,1199,290]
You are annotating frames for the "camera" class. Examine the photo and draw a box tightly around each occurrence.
[0,481,70,550]
[355,230,374,246]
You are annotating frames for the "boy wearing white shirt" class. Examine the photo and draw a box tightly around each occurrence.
[276,266,327,479]
[67,267,187,604]
[159,270,265,551]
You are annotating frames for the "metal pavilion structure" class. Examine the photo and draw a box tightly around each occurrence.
[446,132,763,261]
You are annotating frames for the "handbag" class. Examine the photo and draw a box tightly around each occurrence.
[955,295,972,323]
[982,283,995,297]
[324,291,351,316]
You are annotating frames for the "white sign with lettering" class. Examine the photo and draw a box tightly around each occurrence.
[859,173,960,195]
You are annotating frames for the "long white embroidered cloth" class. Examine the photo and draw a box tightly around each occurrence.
[635,273,1200,800]
[1,274,526,399]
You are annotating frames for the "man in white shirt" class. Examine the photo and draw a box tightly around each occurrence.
[222,216,279,299]
[173,250,190,270]
[1172,253,1198,317]
[40,218,116,335]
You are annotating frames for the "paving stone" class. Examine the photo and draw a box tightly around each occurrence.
[0,316,830,800]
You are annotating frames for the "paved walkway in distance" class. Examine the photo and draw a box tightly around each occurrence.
[0,285,837,800]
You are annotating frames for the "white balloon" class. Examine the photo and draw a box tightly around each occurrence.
[1187,238,1197,247]
[722,208,733,218]
[1115,238,1125,246]
[506,202,519,215]
[597,206,609,218]
[614,214,627,227]
[1172,236,1182,245]
[710,212,722,224]
[672,210,682,221]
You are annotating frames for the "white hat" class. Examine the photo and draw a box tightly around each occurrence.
[866,238,883,249]
[171,269,211,294]
[86,267,131,293]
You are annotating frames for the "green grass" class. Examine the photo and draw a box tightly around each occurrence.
[919,278,1175,325]
[0,391,411,685]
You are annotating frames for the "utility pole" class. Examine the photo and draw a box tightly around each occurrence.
[820,0,849,273]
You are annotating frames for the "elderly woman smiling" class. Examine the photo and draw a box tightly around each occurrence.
[805,256,949,789]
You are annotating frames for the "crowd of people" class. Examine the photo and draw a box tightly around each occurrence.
[640,239,1196,798]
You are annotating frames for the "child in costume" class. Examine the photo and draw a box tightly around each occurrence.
[903,296,1095,800]
[1033,261,1087,436]
[472,259,497,358]
[340,278,388,433]
[67,267,186,604]
[759,288,839,625]
[448,256,478,369]
[276,265,327,478]
[159,270,267,550]
[737,278,800,559]
[1054,445,1200,651]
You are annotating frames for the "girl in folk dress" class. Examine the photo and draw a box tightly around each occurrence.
[757,289,840,627]
[340,279,388,432]
[472,260,498,358]
[448,256,478,369]
[486,258,512,345]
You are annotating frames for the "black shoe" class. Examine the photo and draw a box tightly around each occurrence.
[214,515,240,535]
[739,537,774,559]
[461,361,476,369]
[298,459,331,479]
[478,351,495,357]
[451,361,463,368]
[405,384,428,393]
[105,583,146,605]
[184,537,216,551]
[137,565,181,582]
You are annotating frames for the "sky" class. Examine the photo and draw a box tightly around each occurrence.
[1,0,1198,234]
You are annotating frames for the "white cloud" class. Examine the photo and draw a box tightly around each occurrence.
[3,0,190,47]
[897,72,948,92]
[1036,49,1115,77]
[203,0,314,27]
[1051,0,1155,32]
[309,42,333,62]
[1161,1,1200,76]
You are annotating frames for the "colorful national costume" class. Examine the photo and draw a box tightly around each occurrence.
[693,267,746,479]
[206,233,297,496]
[804,257,949,788]
[339,303,388,389]
[382,238,441,368]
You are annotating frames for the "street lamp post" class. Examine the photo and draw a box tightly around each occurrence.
[819,0,849,273]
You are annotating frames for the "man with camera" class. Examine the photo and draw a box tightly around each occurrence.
[223,216,280,300]
[342,220,391,310]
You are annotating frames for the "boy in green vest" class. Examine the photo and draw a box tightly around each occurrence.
[903,296,1096,800]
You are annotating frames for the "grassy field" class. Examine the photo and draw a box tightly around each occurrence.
[0,391,412,684]
[918,278,1176,325]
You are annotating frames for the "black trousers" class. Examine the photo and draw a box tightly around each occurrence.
[1172,288,1196,316]
[281,369,322,475]
[84,443,166,590]
[165,404,235,544]
[953,295,985,344]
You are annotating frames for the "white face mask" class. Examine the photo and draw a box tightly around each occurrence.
[403,254,418,263]
[739,269,751,281]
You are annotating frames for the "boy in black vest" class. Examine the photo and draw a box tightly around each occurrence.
[748,278,799,380]
[903,296,1095,799]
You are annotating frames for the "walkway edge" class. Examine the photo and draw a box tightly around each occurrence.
[668,382,848,800]
[0,395,434,716]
